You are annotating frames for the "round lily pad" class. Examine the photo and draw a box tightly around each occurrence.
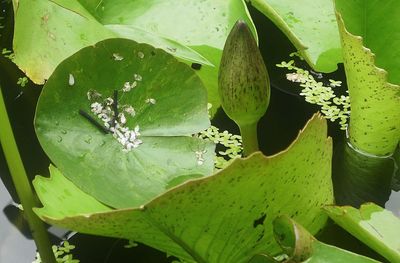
[35,38,214,209]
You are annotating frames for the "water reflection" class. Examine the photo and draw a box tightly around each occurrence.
[332,136,397,208]
[0,179,36,262]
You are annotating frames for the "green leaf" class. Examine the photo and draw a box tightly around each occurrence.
[272,216,379,263]
[248,0,342,72]
[334,1,400,156]
[13,0,256,116]
[33,165,112,220]
[324,203,400,263]
[35,38,214,209]
[34,114,333,263]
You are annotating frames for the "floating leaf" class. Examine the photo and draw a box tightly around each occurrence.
[271,216,379,263]
[248,0,342,72]
[34,114,333,263]
[35,38,214,209]
[324,203,400,263]
[13,0,256,116]
[335,1,400,156]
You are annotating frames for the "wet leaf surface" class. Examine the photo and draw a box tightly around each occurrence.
[35,38,214,208]
[34,114,333,263]
[324,203,400,263]
[13,0,256,116]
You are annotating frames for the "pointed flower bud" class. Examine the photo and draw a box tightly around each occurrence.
[218,20,270,127]
[218,20,270,155]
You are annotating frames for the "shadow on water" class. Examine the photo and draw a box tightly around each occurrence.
[0,2,399,262]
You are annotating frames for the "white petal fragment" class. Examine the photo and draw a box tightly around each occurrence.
[69,74,75,86]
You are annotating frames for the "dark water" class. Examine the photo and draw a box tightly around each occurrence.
[0,2,398,262]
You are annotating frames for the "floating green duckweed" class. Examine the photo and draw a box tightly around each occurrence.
[33,241,79,263]
[2,48,14,60]
[17,76,28,87]
[198,125,243,170]
[198,104,243,169]
[277,52,350,130]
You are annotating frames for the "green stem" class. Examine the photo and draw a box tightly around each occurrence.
[239,122,259,156]
[0,86,56,263]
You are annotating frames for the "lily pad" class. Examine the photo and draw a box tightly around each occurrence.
[324,203,400,263]
[12,0,256,116]
[35,38,214,209]
[335,1,400,156]
[271,216,379,262]
[248,0,342,72]
[34,114,333,263]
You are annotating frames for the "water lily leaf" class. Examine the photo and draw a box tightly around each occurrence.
[248,0,342,72]
[335,1,400,156]
[272,216,379,263]
[35,38,215,209]
[324,203,400,263]
[34,114,333,263]
[13,0,256,116]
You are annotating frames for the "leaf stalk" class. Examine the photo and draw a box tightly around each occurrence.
[0,85,56,263]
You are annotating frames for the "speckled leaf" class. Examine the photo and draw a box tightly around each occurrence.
[13,0,256,116]
[34,114,333,263]
[272,216,379,263]
[335,1,400,156]
[324,203,400,263]
[35,38,214,209]
[248,0,342,72]
[33,165,113,217]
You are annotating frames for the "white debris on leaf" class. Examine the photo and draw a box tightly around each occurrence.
[134,74,142,81]
[110,124,142,152]
[105,97,114,106]
[88,94,142,152]
[145,98,156,105]
[119,113,127,124]
[137,51,144,59]
[195,150,206,165]
[123,105,136,117]
[90,102,103,114]
[113,53,124,61]
[87,89,102,101]
[68,74,75,86]
[122,81,137,92]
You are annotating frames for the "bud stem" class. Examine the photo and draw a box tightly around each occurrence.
[239,122,259,156]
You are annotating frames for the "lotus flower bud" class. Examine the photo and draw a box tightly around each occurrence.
[218,20,270,155]
[218,20,270,127]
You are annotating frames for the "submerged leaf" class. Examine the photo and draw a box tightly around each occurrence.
[324,203,400,263]
[35,38,214,208]
[335,1,400,156]
[332,139,394,207]
[248,0,342,72]
[34,114,333,263]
